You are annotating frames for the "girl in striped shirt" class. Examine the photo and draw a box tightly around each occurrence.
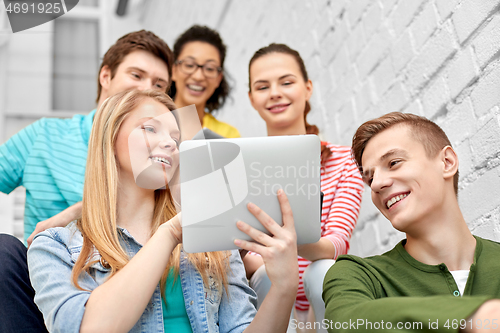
[245,43,364,332]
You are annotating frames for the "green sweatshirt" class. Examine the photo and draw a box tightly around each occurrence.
[323,236,500,332]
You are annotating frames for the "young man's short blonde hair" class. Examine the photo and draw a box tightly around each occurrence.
[352,112,458,195]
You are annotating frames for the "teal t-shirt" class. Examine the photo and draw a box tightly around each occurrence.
[0,110,95,243]
[162,269,192,333]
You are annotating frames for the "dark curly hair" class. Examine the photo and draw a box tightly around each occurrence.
[168,25,231,113]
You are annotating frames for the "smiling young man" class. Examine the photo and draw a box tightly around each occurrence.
[323,112,500,333]
[0,30,173,332]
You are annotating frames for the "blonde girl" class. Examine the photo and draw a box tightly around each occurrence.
[28,89,298,333]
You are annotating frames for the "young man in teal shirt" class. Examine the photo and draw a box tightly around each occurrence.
[323,112,500,332]
[0,30,173,332]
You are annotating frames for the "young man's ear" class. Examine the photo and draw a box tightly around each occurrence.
[99,65,111,91]
[441,146,459,181]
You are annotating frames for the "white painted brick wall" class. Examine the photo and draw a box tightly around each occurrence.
[405,24,457,94]
[459,165,500,223]
[439,97,476,146]
[141,0,500,257]
[452,0,500,44]
[391,30,415,72]
[390,0,426,37]
[470,64,500,117]
[470,116,500,167]
[363,2,382,41]
[345,21,366,63]
[472,14,500,69]
[346,0,371,29]
[435,0,461,21]
[410,2,439,50]
[445,48,479,100]
[371,55,395,98]
[420,77,449,119]
[456,139,474,177]
[357,27,392,79]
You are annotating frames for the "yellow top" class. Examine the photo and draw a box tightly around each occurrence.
[202,113,241,138]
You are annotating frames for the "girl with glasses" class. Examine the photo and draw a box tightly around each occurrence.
[246,44,365,332]
[28,89,299,332]
[170,25,240,138]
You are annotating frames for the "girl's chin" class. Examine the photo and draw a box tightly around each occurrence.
[176,94,199,106]
[267,116,297,128]
[135,168,176,190]
[184,90,207,103]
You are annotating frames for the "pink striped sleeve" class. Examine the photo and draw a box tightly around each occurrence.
[321,146,364,259]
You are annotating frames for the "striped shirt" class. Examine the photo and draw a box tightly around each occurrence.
[295,142,364,311]
[0,111,95,242]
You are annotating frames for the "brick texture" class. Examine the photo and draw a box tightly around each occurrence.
[452,0,500,44]
[472,14,500,69]
[410,1,439,50]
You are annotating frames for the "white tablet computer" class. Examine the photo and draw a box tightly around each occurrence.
[179,135,321,253]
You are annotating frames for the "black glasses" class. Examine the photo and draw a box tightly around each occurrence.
[175,59,222,78]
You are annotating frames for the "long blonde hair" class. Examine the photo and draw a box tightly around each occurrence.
[72,89,230,296]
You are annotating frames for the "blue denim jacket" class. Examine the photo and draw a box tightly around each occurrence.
[28,222,257,333]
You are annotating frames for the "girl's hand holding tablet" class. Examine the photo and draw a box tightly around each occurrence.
[235,189,299,332]
[234,189,298,290]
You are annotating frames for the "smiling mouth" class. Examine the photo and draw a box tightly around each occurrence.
[267,103,290,113]
[187,84,205,92]
[386,192,410,209]
[150,156,171,166]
